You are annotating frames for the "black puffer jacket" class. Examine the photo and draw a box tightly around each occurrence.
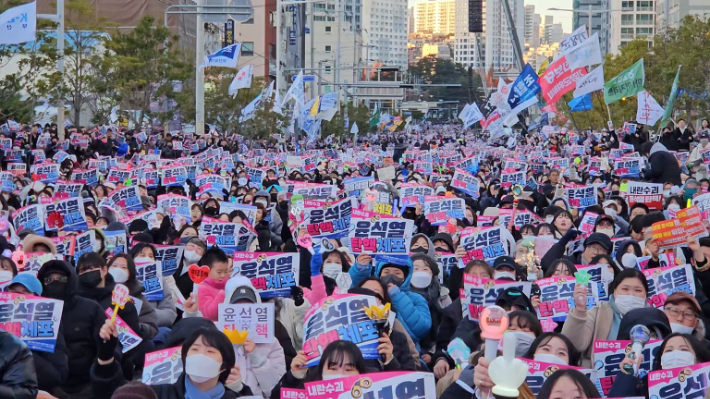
[76,273,142,336]
[0,331,38,399]
[37,260,107,393]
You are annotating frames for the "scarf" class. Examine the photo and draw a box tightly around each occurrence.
[184,376,225,399]
[606,296,623,340]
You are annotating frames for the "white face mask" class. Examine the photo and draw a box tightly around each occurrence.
[663,190,672,198]
[495,271,516,281]
[185,353,222,383]
[255,199,268,207]
[108,267,129,283]
[597,227,614,238]
[604,208,618,218]
[322,263,343,280]
[621,253,638,269]
[322,373,346,381]
[527,272,538,281]
[667,203,681,212]
[670,322,695,335]
[661,350,695,370]
[134,257,153,264]
[614,294,647,316]
[0,270,13,282]
[184,250,202,263]
[410,271,433,289]
[534,353,567,365]
[498,331,536,357]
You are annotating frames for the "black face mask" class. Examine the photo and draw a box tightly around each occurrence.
[435,246,449,253]
[411,247,428,254]
[79,270,102,289]
[380,274,404,287]
[279,201,289,208]
[43,282,67,300]
[205,207,219,217]
[611,190,620,196]
[270,193,278,203]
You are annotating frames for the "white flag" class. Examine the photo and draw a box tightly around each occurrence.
[200,43,241,69]
[636,90,665,126]
[565,32,602,70]
[272,91,283,115]
[350,122,359,134]
[559,25,589,53]
[573,65,605,98]
[458,104,471,121]
[282,70,305,107]
[239,92,262,122]
[0,1,37,45]
[317,107,338,121]
[463,103,484,129]
[228,64,253,96]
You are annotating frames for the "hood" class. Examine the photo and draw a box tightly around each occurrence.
[374,257,414,291]
[617,307,672,340]
[614,240,642,265]
[650,142,668,156]
[254,190,271,207]
[164,317,220,349]
[411,233,435,258]
[22,234,57,255]
[37,260,77,301]
[224,275,262,304]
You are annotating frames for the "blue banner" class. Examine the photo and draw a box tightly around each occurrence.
[507,64,541,115]
[569,93,593,112]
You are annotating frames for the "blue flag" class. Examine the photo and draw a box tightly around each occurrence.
[506,64,541,116]
[569,93,593,113]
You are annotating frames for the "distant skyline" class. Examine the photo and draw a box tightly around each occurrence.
[407,0,574,34]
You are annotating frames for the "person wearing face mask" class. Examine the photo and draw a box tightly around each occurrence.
[594,214,617,238]
[130,243,178,329]
[410,233,436,258]
[615,240,643,269]
[203,198,221,218]
[305,239,353,304]
[107,254,159,339]
[252,190,284,242]
[492,256,519,281]
[661,292,707,339]
[541,231,612,271]
[175,237,208,300]
[91,324,253,399]
[348,256,432,343]
[609,333,710,398]
[563,268,649,367]
[36,260,107,398]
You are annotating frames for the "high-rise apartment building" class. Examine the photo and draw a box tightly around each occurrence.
[540,15,563,45]
[573,0,611,54]
[414,0,456,35]
[657,0,710,31]
[363,0,409,68]
[524,4,541,49]
[609,0,655,54]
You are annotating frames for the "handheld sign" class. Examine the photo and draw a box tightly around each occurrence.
[297,233,314,255]
[188,264,210,295]
[111,284,130,323]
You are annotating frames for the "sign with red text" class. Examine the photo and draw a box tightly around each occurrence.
[304,372,435,399]
[643,264,695,309]
[232,252,299,298]
[142,347,183,385]
[217,303,275,343]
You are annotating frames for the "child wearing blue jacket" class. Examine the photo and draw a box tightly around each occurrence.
[348,253,432,342]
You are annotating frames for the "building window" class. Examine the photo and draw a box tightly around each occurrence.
[269,44,276,59]
[325,65,332,74]
[621,1,634,10]
[636,14,652,24]
[314,15,325,21]
[325,26,332,33]
[621,14,634,25]
[325,45,331,52]
[241,42,254,56]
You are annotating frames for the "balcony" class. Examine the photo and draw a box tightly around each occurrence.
[636,6,654,12]
[621,33,634,39]
[621,19,634,25]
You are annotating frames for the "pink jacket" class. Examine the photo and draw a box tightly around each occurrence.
[304,275,328,305]
[197,277,226,321]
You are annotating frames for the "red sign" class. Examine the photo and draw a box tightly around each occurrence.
[538,55,587,104]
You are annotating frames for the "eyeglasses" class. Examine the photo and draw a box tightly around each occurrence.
[44,275,68,284]
[186,243,205,255]
[666,306,697,321]
[587,244,607,254]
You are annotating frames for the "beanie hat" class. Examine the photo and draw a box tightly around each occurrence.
[410,253,440,277]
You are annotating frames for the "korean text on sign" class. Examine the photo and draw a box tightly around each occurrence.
[536,276,598,321]
[0,292,64,353]
[643,264,695,309]
[232,252,299,298]
[304,371,436,399]
[217,303,275,343]
[462,274,532,321]
[348,209,413,255]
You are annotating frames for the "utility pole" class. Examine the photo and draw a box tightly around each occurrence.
[195,0,205,135]
[39,0,65,138]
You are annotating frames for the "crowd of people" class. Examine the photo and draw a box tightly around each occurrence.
[1,118,710,399]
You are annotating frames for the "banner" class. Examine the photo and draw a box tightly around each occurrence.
[199,43,241,69]
[142,346,183,385]
[43,197,88,232]
[0,1,37,45]
[231,252,299,298]
[604,59,645,104]
[104,309,142,353]
[451,169,480,198]
[536,275,598,321]
[593,339,662,396]
[636,90,665,126]
[217,303,275,343]
[12,204,44,235]
[302,294,380,367]
[643,264,695,309]
[651,206,707,250]
[459,226,508,263]
[559,25,589,53]
[574,65,605,98]
[302,197,354,238]
[154,245,185,277]
[462,274,532,321]
[348,209,413,255]
[648,361,710,399]
[0,292,63,352]
[626,181,663,210]
[565,32,602,70]
[422,196,465,226]
[135,261,164,301]
[539,55,587,104]
[304,372,435,399]
[506,64,541,117]
[565,185,597,208]
[199,222,255,254]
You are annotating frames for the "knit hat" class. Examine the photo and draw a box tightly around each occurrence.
[129,219,149,233]
[378,263,409,279]
[410,253,440,277]
[112,382,158,399]
[132,232,154,244]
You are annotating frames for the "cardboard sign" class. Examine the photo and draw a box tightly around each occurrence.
[154,245,185,276]
[462,274,532,321]
[301,197,354,239]
[142,346,183,385]
[0,292,64,353]
[423,196,465,226]
[302,294,380,367]
[459,226,508,263]
[104,308,142,353]
[199,222,255,254]
[348,209,413,255]
[593,339,662,396]
[536,275,598,321]
[626,181,663,210]
[643,264,695,309]
[135,261,164,301]
[231,252,299,298]
[304,372,435,399]
[648,361,710,399]
[217,303,275,343]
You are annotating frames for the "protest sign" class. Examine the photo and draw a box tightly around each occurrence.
[498,209,542,229]
[135,261,164,301]
[565,185,597,208]
[7,163,25,176]
[593,339,662,396]
[12,204,44,236]
[625,181,663,210]
[154,245,185,276]
[302,294,380,367]
[43,197,88,232]
[71,168,99,186]
[459,226,508,263]
[302,197,354,238]
[54,181,83,199]
[643,264,695,309]
[423,196,465,226]
[217,303,275,343]
[304,372,435,399]
[104,229,127,256]
[107,169,131,183]
[578,211,598,235]
[652,206,707,250]
[232,252,299,298]
[451,169,480,198]
[161,166,188,187]
[74,230,96,262]
[196,174,231,196]
[348,209,413,255]
[536,276,598,321]
[0,292,64,353]
[142,346,183,385]
[577,264,612,302]
[104,308,142,353]
[23,252,55,274]
[106,185,143,212]
[342,176,374,199]
[500,171,525,189]
[462,274,532,321]
[612,158,642,177]
[157,194,192,220]
[51,235,76,258]
[280,388,307,399]
[199,222,255,254]
[648,361,710,399]
[399,184,434,206]
[522,358,596,395]
[435,252,463,283]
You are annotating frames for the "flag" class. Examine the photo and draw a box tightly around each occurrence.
[559,25,589,53]
[239,92,262,122]
[636,90,665,126]
[463,103,484,129]
[528,113,550,131]
[505,64,541,119]
[604,59,645,104]
[661,65,681,127]
[458,104,471,121]
[569,93,593,112]
[317,107,338,121]
[537,59,550,76]
[309,96,321,117]
[539,55,587,104]
[369,105,380,129]
[350,122,359,134]
[0,2,36,45]
[565,32,602,70]
[199,43,241,69]
[228,64,253,96]
[283,70,305,107]
[574,65,605,98]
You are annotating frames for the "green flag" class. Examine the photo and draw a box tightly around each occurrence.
[661,65,682,127]
[604,58,645,104]
[369,106,380,129]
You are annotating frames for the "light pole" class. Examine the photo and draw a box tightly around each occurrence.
[38,0,65,138]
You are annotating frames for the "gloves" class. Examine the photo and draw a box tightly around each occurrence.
[563,228,580,241]
[310,248,323,277]
[291,286,304,306]
[97,330,118,362]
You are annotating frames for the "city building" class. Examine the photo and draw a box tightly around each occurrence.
[362,0,409,69]
[523,42,560,71]
[408,33,454,65]
[524,5,541,50]
[414,0,456,35]
[609,0,655,54]
[408,7,415,34]
[453,0,524,79]
[540,15,564,45]
[657,0,710,31]
[573,0,611,55]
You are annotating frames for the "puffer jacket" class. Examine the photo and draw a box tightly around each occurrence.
[0,331,38,399]
[348,258,432,342]
[197,277,227,321]
[150,276,179,328]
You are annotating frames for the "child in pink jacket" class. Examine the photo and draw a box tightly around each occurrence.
[195,247,231,321]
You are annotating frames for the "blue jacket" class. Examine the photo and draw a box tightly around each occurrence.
[348,258,432,342]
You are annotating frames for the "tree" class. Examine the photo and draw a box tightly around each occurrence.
[409,55,483,104]
[321,102,371,140]
[97,16,193,127]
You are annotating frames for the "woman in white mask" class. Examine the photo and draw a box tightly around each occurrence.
[0,255,17,285]
[562,268,649,367]
[129,243,179,329]
[92,321,253,397]
[609,333,710,398]
[107,254,159,340]
[175,237,208,300]
[663,292,704,337]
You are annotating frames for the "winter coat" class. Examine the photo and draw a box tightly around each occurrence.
[254,190,284,247]
[659,130,681,152]
[33,330,68,392]
[348,259,432,342]
[688,142,710,165]
[645,142,682,186]
[561,301,615,367]
[270,297,310,351]
[0,331,38,399]
[233,339,285,397]
[126,279,160,339]
[37,260,107,393]
[196,277,227,321]
[675,127,693,152]
[151,276,179,327]
[607,372,645,398]
[76,273,143,338]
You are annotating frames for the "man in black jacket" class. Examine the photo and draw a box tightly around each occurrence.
[659,126,681,151]
[0,330,38,399]
[642,141,682,186]
[37,260,107,399]
[675,118,693,152]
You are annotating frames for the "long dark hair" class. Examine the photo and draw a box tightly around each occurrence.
[129,242,157,260]
[181,328,235,384]
[357,277,393,309]
[537,369,601,399]
[107,253,137,282]
[309,340,367,382]
[544,259,577,278]
[523,332,582,366]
